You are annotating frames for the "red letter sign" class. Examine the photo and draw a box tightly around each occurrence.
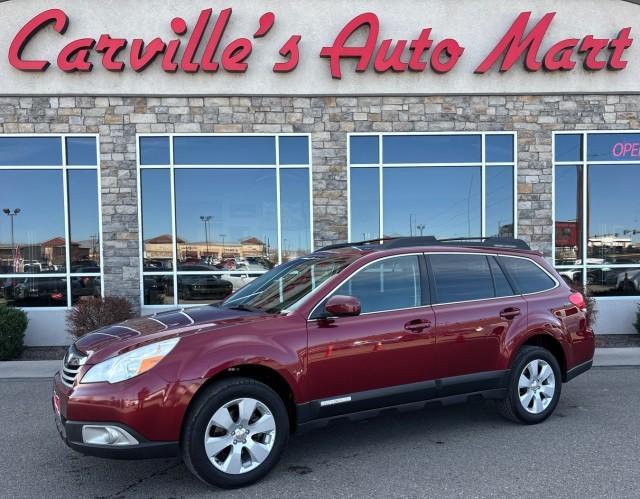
[9,8,68,71]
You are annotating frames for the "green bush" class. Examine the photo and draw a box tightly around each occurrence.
[0,305,29,360]
[66,296,135,339]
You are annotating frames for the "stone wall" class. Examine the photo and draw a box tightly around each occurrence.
[1,94,638,307]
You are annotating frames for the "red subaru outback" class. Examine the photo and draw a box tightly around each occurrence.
[53,237,595,488]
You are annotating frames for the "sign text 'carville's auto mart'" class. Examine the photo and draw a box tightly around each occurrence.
[8,8,634,77]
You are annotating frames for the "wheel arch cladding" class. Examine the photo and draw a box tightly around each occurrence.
[182,364,297,436]
[521,334,567,379]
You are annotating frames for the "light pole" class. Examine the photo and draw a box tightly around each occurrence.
[416,224,426,236]
[3,208,20,259]
[219,234,226,258]
[200,215,212,259]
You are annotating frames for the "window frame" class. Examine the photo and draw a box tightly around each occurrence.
[0,133,103,310]
[136,133,314,308]
[347,131,518,242]
[552,130,640,301]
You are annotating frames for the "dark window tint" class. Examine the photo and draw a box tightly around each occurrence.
[486,135,514,163]
[489,257,514,297]
[430,254,494,303]
[173,136,276,165]
[140,137,170,165]
[383,135,481,164]
[279,136,309,165]
[0,137,62,166]
[555,134,582,162]
[66,137,97,166]
[500,257,556,294]
[350,136,379,164]
[333,255,422,313]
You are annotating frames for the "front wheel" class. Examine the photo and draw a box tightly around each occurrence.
[499,346,562,424]
[182,377,289,489]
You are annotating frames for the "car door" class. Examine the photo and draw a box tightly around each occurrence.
[428,253,527,392]
[306,254,438,415]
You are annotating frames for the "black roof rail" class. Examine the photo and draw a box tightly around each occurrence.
[317,236,531,252]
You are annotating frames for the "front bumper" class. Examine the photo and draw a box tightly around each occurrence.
[52,370,204,460]
[54,413,179,459]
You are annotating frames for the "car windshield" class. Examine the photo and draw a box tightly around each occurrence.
[220,253,358,313]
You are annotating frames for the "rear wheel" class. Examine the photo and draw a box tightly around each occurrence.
[499,346,562,424]
[182,377,289,489]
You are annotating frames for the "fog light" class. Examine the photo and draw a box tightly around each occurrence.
[82,425,139,446]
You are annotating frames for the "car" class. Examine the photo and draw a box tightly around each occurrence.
[617,269,640,293]
[52,236,595,489]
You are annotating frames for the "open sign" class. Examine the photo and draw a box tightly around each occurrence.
[611,142,640,158]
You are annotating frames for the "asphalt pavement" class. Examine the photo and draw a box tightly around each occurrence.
[1,368,639,498]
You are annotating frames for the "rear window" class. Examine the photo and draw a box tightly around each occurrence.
[430,254,495,303]
[499,257,556,294]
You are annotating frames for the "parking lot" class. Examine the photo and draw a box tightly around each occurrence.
[1,368,639,498]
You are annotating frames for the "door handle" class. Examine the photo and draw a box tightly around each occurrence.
[404,319,432,333]
[500,307,521,320]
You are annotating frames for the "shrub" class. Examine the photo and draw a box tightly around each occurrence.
[66,296,135,339]
[0,305,29,360]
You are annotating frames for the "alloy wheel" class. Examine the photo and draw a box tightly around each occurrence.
[518,359,556,414]
[204,397,276,475]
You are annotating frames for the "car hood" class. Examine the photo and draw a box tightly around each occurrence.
[74,306,273,364]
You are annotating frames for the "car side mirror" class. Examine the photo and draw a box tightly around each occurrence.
[324,295,361,317]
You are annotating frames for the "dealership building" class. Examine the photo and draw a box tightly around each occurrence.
[1,0,640,345]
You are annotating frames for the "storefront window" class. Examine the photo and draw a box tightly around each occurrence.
[348,133,516,240]
[138,134,313,306]
[0,135,102,308]
[554,132,640,297]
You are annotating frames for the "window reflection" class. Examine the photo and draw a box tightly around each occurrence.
[486,135,514,163]
[0,277,67,307]
[554,165,583,265]
[279,136,309,165]
[140,137,170,165]
[174,169,278,270]
[588,165,640,265]
[70,276,101,304]
[280,169,311,261]
[177,274,233,305]
[173,136,276,165]
[588,133,640,162]
[66,137,97,166]
[486,166,514,238]
[350,168,380,241]
[143,274,174,305]
[383,167,481,238]
[350,136,379,164]
[0,137,62,166]
[587,267,640,297]
[383,135,481,164]
[141,169,173,270]
[68,170,100,272]
[0,170,65,274]
[555,134,582,162]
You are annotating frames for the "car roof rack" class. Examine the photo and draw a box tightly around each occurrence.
[317,236,530,252]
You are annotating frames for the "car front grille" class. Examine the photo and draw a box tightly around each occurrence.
[61,345,87,388]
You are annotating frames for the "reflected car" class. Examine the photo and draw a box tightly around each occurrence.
[178,275,233,301]
[144,276,168,305]
[12,277,67,305]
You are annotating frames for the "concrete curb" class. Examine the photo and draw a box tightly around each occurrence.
[0,348,639,379]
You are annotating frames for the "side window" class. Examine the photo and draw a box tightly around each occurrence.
[332,255,422,313]
[499,257,556,294]
[489,257,515,297]
[430,254,494,303]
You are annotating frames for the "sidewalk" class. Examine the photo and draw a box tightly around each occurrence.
[0,348,638,379]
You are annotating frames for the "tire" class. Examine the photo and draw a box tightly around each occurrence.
[182,377,289,489]
[498,346,562,424]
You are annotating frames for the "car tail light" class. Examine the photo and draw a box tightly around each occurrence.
[569,292,586,311]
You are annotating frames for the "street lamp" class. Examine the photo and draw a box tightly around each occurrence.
[416,224,426,236]
[219,234,226,258]
[200,215,212,258]
[3,208,21,259]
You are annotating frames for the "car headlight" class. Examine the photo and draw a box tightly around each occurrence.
[81,338,179,384]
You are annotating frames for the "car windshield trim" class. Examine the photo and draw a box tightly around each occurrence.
[220,253,359,314]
